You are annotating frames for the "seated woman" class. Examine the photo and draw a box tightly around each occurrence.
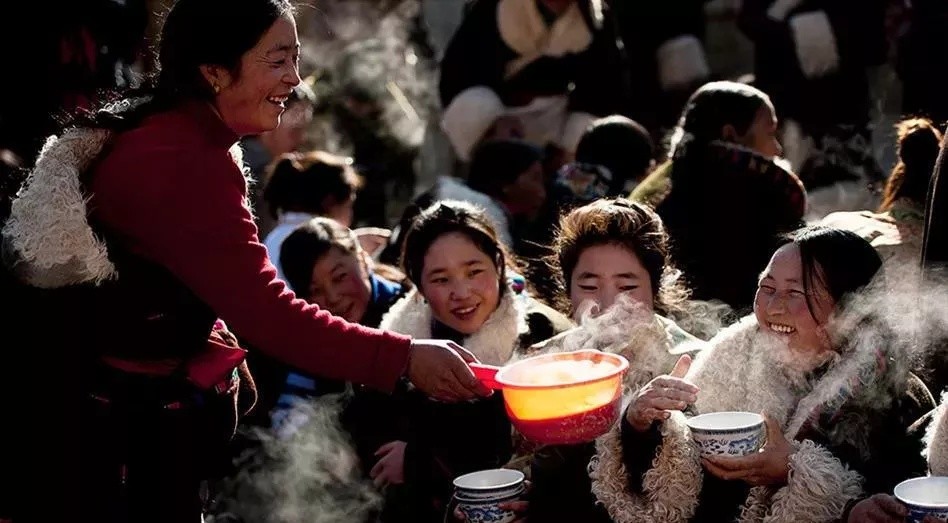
[377,200,572,522]
[274,216,409,395]
[526,199,706,522]
[592,226,935,523]
[630,81,806,313]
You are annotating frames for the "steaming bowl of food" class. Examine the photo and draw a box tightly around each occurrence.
[894,476,948,523]
[474,350,628,445]
[686,411,765,457]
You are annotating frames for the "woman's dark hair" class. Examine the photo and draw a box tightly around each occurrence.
[466,140,543,200]
[575,116,655,192]
[68,0,294,131]
[401,201,512,288]
[879,118,943,212]
[670,81,771,158]
[779,226,882,318]
[280,216,404,295]
[551,198,688,315]
[263,150,363,219]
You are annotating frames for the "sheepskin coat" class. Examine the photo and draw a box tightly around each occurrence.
[590,316,934,523]
[527,313,707,522]
[377,287,571,522]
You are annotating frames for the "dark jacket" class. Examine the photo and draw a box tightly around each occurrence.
[634,142,806,313]
[378,287,572,522]
[738,0,887,134]
[439,0,630,120]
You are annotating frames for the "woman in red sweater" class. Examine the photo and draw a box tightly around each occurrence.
[2,0,487,521]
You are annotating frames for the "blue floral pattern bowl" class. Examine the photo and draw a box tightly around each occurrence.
[894,476,948,523]
[686,411,766,458]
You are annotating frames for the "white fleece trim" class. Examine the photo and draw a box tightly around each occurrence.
[497,0,593,79]
[927,391,948,475]
[656,35,711,91]
[3,128,117,288]
[558,111,598,153]
[740,440,863,523]
[789,11,840,79]
[379,287,527,366]
[441,86,507,162]
[590,412,702,523]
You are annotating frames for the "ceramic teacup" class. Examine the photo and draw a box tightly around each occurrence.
[894,476,948,523]
[686,411,766,458]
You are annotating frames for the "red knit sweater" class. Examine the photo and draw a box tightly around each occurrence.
[88,101,412,392]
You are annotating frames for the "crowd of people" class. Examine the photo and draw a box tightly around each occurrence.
[1,1,947,522]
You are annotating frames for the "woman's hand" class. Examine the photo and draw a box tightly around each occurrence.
[626,355,698,432]
[369,440,406,488]
[407,339,491,401]
[702,413,794,486]
[845,493,942,523]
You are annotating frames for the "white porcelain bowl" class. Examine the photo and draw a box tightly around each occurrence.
[686,411,766,457]
[453,469,525,500]
[894,476,948,522]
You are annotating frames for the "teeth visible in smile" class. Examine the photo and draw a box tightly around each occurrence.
[769,323,795,334]
[267,95,288,104]
[455,306,476,315]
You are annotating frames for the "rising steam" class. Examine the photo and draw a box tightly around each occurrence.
[213,393,381,523]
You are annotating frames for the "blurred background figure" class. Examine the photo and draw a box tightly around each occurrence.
[262,151,364,280]
[822,117,942,272]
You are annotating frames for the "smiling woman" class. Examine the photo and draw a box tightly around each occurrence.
[1,0,490,520]
[377,200,572,520]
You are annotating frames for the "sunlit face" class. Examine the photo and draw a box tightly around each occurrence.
[736,104,782,159]
[420,232,502,335]
[211,14,302,136]
[754,243,836,368]
[307,246,372,323]
[569,243,654,320]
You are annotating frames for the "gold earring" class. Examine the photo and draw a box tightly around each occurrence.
[213,84,220,94]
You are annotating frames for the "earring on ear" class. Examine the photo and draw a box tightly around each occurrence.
[212,84,221,94]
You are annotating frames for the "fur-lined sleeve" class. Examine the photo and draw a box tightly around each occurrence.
[741,440,863,523]
[590,411,703,523]
[928,393,948,475]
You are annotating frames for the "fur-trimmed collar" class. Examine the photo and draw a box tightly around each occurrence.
[379,287,529,366]
[497,0,598,79]
[590,316,910,523]
[2,125,251,289]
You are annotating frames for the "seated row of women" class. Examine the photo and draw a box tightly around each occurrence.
[270,197,947,523]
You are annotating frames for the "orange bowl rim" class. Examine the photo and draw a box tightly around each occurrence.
[494,350,630,390]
